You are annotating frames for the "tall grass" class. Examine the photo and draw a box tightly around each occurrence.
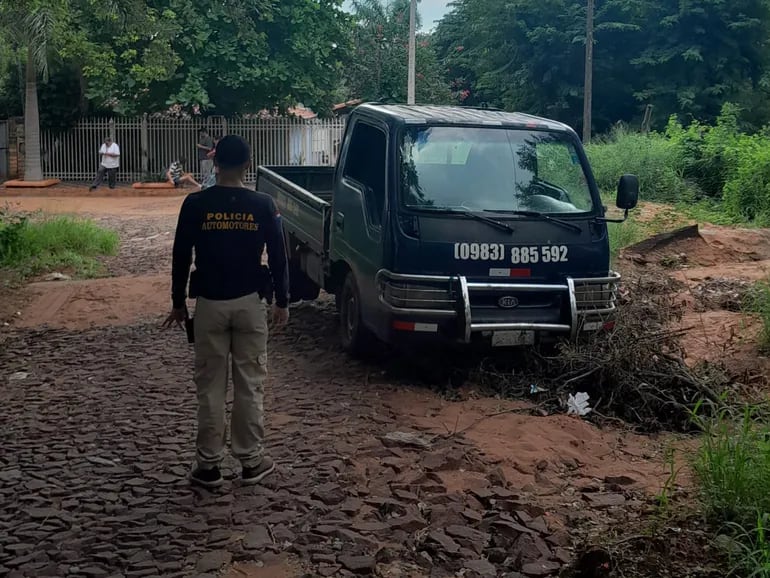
[745,279,770,352]
[608,219,643,258]
[692,405,770,577]
[584,103,770,225]
[0,211,119,277]
[586,125,693,202]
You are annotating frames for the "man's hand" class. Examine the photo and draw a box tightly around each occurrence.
[162,308,186,329]
[271,305,289,329]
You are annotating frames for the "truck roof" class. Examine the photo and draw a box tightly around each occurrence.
[355,103,575,133]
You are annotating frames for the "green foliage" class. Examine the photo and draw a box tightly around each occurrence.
[745,279,770,351]
[691,405,770,577]
[0,210,119,277]
[0,0,352,118]
[586,126,692,202]
[581,104,770,225]
[434,0,770,132]
[608,219,643,258]
[343,0,451,104]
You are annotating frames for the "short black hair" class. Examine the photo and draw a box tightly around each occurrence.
[214,135,251,169]
[199,127,208,134]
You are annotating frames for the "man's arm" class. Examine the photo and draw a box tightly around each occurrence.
[171,196,197,309]
[263,198,289,308]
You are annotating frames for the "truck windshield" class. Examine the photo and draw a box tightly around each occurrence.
[400,126,595,215]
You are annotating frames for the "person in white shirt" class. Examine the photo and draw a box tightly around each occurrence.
[89,137,121,190]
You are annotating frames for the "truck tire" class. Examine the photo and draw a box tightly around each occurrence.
[339,272,376,357]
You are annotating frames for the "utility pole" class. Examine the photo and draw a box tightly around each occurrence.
[582,0,594,143]
[407,0,417,104]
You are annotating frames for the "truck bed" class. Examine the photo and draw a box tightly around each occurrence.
[257,166,335,282]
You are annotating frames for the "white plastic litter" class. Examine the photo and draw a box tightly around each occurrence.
[567,392,592,416]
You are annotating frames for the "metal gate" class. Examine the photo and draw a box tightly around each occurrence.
[0,121,8,181]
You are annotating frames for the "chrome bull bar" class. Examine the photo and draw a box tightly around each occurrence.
[375,269,621,342]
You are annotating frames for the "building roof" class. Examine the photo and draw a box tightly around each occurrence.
[356,103,572,132]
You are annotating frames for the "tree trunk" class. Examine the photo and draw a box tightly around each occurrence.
[24,50,43,181]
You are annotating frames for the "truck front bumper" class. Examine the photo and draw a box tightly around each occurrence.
[375,269,620,343]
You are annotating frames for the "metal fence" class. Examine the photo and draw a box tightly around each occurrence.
[39,116,348,182]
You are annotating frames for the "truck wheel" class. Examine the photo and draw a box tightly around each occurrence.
[339,272,375,357]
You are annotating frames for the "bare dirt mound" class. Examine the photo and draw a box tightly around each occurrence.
[384,391,683,495]
[620,224,770,377]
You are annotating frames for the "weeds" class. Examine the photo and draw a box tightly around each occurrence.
[744,280,770,351]
[586,103,770,225]
[0,208,119,278]
[691,404,770,577]
[608,219,644,259]
[587,125,692,202]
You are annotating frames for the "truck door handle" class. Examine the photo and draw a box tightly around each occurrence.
[334,212,345,231]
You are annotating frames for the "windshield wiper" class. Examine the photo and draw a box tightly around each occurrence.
[484,209,582,234]
[417,207,514,234]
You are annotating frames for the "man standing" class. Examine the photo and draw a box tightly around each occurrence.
[89,137,120,190]
[163,135,289,489]
[197,128,214,181]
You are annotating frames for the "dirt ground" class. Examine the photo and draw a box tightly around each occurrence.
[0,194,758,577]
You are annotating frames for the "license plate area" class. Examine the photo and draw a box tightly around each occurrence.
[491,330,535,347]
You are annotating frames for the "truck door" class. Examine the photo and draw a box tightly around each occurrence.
[331,118,388,333]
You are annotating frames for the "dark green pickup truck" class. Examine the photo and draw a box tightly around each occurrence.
[258,103,638,355]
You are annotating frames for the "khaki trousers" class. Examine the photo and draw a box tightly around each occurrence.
[193,292,268,469]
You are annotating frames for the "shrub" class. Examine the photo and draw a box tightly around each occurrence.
[722,136,770,223]
[665,103,746,199]
[586,125,692,202]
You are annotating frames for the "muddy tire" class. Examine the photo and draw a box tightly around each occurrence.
[339,272,376,357]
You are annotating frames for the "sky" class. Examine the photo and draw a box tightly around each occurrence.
[342,0,452,31]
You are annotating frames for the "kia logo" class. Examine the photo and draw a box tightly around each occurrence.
[498,296,519,309]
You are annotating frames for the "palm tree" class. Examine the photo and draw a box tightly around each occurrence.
[0,2,58,182]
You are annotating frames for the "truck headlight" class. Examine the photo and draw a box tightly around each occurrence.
[380,280,456,311]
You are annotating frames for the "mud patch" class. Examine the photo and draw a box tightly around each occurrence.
[17,275,169,329]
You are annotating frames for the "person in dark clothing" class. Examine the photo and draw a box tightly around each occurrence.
[163,135,290,489]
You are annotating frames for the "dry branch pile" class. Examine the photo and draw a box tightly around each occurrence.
[472,277,736,432]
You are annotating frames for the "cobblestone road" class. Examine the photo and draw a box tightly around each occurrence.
[0,206,626,578]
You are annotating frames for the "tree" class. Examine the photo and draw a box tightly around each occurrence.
[61,0,180,116]
[632,0,770,126]
[129,0,352,116]
[434,0,770,132]
[1,0,353,120]
[344,0,451,104]
[0,0,68,181]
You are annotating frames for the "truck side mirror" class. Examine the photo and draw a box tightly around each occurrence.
[616,174,639,210]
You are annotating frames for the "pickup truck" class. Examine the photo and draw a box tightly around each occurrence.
[258,103,638,355]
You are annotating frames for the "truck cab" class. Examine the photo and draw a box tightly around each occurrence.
[258,103,638,354]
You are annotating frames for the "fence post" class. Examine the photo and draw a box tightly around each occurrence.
[141,114,148,175]
[109,118,116,141]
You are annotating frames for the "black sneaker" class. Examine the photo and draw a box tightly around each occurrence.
[242,457,275,485]
[190,466,223,489]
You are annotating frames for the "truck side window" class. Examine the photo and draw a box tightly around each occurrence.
[343,122,387,228]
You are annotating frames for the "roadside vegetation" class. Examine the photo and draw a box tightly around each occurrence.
[588,103,770,228]
[693,405,770,577]
[0,208,118,279]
